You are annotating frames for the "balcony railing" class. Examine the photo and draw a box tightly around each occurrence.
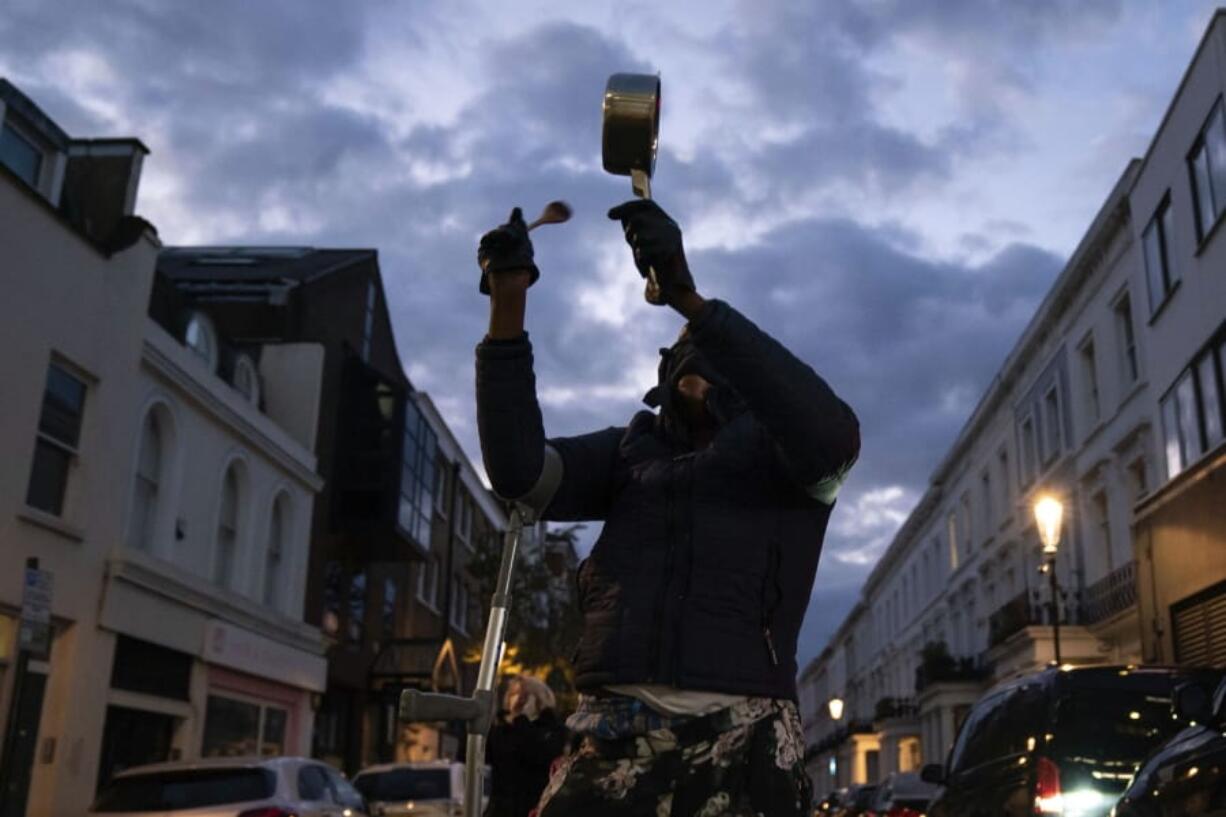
[988,590,1039,647]
[914,656,989,691]
[988,588,1080,648]
[1081,559,1137,625]
[875,696,918,721]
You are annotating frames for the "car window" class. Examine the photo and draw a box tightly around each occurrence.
[355,768,452,801]
[949,691,1009,772]
[326,767,366,809]
[92,768,274,812]
[297,765,333,801]
[1053,685,1186,765]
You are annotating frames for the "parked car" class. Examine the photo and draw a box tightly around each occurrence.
[353,760,489,817]
[816,788,848,814]
[866,771,940,817]
[920,665,1220,817]
[88,755,369,816]
[1114,675,1226,817]
[835,783,880,817]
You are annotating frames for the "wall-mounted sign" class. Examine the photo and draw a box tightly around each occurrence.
[19,566,53,659]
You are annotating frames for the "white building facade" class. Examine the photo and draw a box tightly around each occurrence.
[0,79,327,815]
[800,11,1226,797]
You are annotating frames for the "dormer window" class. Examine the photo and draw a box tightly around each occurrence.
[184,312,217,371]
[232,354,260,405]
[1,120,44,188]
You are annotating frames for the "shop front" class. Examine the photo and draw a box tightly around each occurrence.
[200,620,326,758]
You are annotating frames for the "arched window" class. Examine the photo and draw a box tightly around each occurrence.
[263,494,288,609]
[233,354,260,405]
[215,466,240,587]
[185,312,217,371]
[129,413,161,552]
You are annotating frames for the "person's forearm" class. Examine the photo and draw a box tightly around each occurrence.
[688,299,860,486]
[671,288,707,321]
[475,332,546,499]
[488,282,528,339]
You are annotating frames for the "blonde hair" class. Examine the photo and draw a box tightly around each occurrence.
[506,674,556,720]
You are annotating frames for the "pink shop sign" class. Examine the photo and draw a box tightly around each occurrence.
[203,620,326,692]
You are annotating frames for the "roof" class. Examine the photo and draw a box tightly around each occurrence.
[111,755,322,778]
[355,760,464,775]
[158,246,375,284]
[0,78,69,148]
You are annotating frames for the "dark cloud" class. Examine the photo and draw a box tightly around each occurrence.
[0,1,1121,671]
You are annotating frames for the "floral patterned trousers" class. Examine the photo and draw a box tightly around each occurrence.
[535,694,812,817]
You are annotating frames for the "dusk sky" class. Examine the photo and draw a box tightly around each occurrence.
[3,0,1220,666]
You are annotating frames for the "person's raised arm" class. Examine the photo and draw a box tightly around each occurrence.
[608,199,860,503]
[475,208,622,520]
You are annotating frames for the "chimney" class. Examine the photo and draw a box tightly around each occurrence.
[59,137,150,248]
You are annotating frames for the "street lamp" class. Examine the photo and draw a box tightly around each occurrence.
[828,696,845,721]
[1033,494,1064,664]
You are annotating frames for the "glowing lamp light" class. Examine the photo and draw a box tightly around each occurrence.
[828,697,845,721]
[1034,495,1064,554]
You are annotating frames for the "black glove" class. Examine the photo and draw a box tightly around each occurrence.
[607,199,695,305]
[478,207,540,295]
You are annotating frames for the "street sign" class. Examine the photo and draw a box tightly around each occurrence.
[18,566,52,659]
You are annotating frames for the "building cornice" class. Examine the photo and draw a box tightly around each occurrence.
[107,551,325,655]
[141,325,324,493]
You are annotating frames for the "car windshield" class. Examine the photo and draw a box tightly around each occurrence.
[91,768,275,812]
[853,786,879,807]
[356,768,451,801]
[1053,685,1185,782]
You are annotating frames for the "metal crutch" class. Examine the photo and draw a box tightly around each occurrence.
[399,503,533,817]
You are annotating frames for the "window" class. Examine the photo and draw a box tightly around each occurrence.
[1127,458,1149,501]
[1188,98,1226,241]
[980,470,993,534]
[1114,292,1139,386]
[398,401,437,549]
[215,467,240,588]
[1042,386,1062,462]
[263,496,287,609]
[947,512,959,571]
[26,362,87,516]
[997,447,1011,514]
[450,576,469,634]
[958,492,973,553]
[322,562,343,637]
[361,280,376,362]
[298,765,331,801]
[417,558,440,611]
[1199,353,1223,450]
[382,577,398,639]
[1020,415,1037,487]
[0,120,43,187]
[1142,195,1179,312]
[347,570,367,644]
[232,355,259,405]
[1077,335,1101,427]
[1090,491,1113,572]
[129,413,161,552]
[184,312,217,372]
[456,488,473,548]
[434,459,449,516]
[1161,343,1226,480]
[201,695,288,757]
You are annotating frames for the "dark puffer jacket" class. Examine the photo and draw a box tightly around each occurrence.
[475,299,859,700]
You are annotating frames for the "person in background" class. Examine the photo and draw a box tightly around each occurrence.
[485,675,568,817]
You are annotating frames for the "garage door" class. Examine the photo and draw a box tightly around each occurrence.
[1172,578,1226,668]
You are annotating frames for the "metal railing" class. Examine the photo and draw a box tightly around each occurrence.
[1081,559,1137,625]
[874,696,918,721]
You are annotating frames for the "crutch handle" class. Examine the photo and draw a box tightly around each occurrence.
[399,689,495,736]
